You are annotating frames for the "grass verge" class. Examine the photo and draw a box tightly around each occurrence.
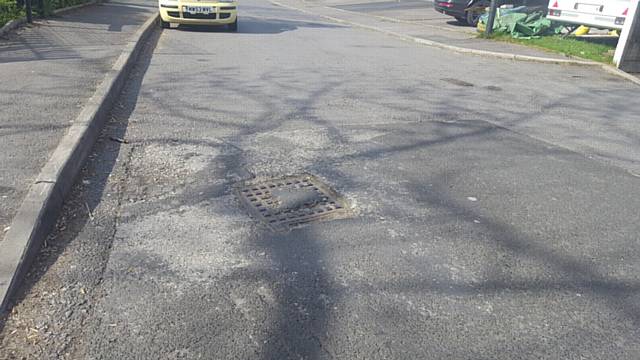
[489,33,617,63]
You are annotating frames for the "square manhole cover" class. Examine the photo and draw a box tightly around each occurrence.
[236,174,351,231]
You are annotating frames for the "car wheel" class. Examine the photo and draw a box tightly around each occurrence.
[228,18,238,32]
[454,16,468,24]
[465,10,480,27]
[160,19,170,29]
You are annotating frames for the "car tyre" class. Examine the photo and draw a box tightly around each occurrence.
[160,19,170,29]
[228,18,238,32]
[465,10,480,27]
[454,16,467,24]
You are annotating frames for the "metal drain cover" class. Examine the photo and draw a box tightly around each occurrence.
[236,174,351,231]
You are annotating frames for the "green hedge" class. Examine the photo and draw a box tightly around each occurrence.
[0,0,24,27]
[1,0,90,27]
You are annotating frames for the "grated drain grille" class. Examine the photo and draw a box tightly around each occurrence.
[236,174,351,231]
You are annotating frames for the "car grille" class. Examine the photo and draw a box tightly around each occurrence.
[183,12,217,19]
[167,11,180,17]
[219,13,231,19]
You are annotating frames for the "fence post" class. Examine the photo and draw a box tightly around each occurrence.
[485,0,498,36]
[25,0,33,22]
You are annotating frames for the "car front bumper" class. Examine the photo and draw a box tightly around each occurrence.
[159,1,238,25]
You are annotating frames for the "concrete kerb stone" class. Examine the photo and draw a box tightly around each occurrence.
[0,18,27,37]
[0,0,99,37]
[0,12,160,313]
[270,0,640,86]
[601,65,640,85]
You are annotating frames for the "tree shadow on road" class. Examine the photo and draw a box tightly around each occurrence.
[3,27,640,358]
[175,16,345,35]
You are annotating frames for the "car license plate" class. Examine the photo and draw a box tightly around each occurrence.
[183,5,213,14]
[576,3,602,13]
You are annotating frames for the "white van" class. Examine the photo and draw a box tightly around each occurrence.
[547,0,630,30]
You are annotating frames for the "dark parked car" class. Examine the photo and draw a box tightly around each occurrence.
[434,0,548,26]
[434,0,488,26]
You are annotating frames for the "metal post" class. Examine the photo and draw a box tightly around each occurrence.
[484,0,498,36]
[25,0,33,23]
[614,0,640,71]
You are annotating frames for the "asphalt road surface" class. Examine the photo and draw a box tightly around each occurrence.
[1,0,640,359]
[333,0,434,13]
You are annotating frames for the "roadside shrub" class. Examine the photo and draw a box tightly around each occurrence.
[0,0,90,25]
[0,0,24,27]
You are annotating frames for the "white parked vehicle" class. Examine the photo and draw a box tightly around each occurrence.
[547,0,630,30]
